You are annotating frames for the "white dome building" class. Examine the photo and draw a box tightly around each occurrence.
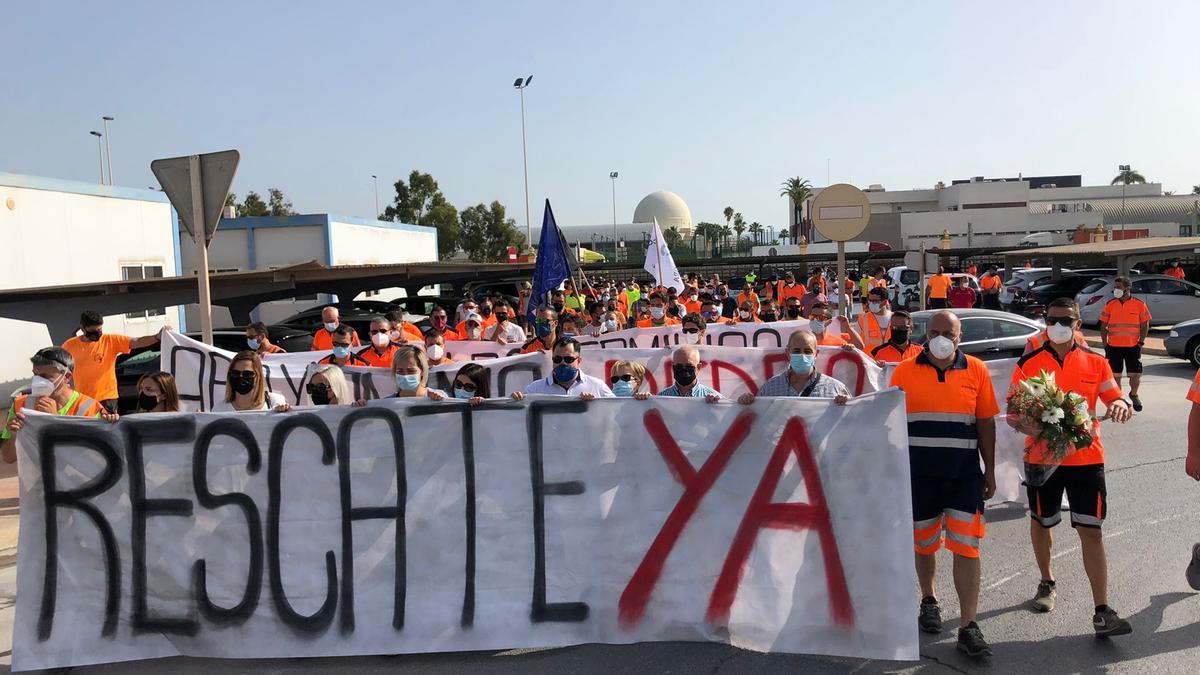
[633,191,692,236]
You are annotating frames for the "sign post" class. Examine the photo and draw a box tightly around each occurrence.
[903,248,939,312]
[810,183,871,319]
[151,150,240,346]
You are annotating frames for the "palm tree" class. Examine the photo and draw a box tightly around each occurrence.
[733,212,746,249]
[664,226,683,249]
[1111,169,1147,185]
[723,206,734,234]
[694,221,720,255]
[719,225,733,252]
[780,177,814,243]
[748,221,762,244]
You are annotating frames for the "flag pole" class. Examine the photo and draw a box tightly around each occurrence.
[655,218,666,291]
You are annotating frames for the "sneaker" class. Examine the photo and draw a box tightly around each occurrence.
[918,596,943,634]
[956,622,993,657]
[1186,543,1200,591]
[1131,394,1143,412]
[1093,606,1133,638]
[1031,580,1057,612]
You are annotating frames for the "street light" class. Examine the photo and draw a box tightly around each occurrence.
[89,131,104,184]
[371,174,379,217]
[514,75,534,250]
[101,116,114,185]
[1118,164,1130,238]
[609,171,618,260]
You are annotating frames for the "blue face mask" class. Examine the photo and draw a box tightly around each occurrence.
[332,345,350,359]
[612,380,635,397]
[553,364,579,383]
[789,353,816,375]
[395,373,421,391]
[246,338,260,350]
[536,322,553,338]
[324,322,338,332]
[453,387,473,400]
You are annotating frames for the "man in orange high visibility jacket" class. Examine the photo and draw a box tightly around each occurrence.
[2,347,111,463]
[857,287,893,351]
[888,310,997,656]
[357,317,401,368]
[1008,298,1133,637]
[311,306,361,351]
[871,310,922,364]
[1098,277,1151,411]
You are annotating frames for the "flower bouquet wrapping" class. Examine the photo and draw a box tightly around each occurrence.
[1006,370,1094,463]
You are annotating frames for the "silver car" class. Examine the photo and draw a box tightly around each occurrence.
[1165,318,1200,367]
[1076,275,1200,327]
[910,308,1044,360]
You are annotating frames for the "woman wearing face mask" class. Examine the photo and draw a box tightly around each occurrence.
[680,313,707,346]
[134,372,182,413]
[428,362,490,404]
[303,364,351,406]
[609,360,651,400]
[388,345,445,400]
[424,330,455,366]
[214,351,289,412]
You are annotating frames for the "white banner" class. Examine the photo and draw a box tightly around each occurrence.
[161,331,887,410]
[14,393,918,670]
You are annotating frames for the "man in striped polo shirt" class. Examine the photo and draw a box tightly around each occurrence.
[889,310,998,657]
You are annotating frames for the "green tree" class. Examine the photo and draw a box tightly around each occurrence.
[459,201,524,262]
[722,206,734,239]
[239,191,269,217]
[719,225,732,252]
[381,170,461,258]
[748,221,762,244]
[267,188,296,216]
[733,212,746,249]
[780,177,814,243]
[1111,169,1146,185]
[664,226,684,250]
[225,193,236,208]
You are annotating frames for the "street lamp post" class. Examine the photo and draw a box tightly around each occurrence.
[609,171,618,260]
[371,174,379,217]
[514,75,534,249]
[101,116,114,185]
[1118,164,1130,239]
[89,131,104,184]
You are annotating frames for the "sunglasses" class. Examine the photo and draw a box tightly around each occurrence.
[369,328,389,335]
[1045,316,1076,327]
[229,369,257,381]
[332,343,352,349]
[552,355,579,364]
[305,383,330,395]
[454,380,477,392]
[609,374,634,383]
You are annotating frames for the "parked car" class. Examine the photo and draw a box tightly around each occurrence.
[1000,268,1070,308]
[276,303,389,338]
[388,295,461,320]
[1076,275,1200,327]
[113,327,312,414]
[1020,274,1100,308]
[909,308,1043,360]
[1165,319,1200,367]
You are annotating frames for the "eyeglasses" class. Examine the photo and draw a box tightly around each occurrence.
[610,374,634,383]
[683,328,700,334]
[552,355,578,364]
[1045,316,1076,327]
[454,380,477,392]
[228,369,257,381]
[305,383,330,395]
[332,342,352,349]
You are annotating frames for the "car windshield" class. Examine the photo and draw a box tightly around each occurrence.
[1080,279,1107,294]
[899,270,920,284]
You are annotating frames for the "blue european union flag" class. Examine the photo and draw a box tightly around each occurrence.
[528,200,572,323]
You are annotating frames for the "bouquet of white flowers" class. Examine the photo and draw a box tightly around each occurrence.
[1006,370,1094,463]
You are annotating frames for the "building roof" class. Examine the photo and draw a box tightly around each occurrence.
[1028,195,1199,225]
[633,191,692,233]
[999,236,1200,258]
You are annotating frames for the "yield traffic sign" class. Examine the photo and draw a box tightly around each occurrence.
[151,150,240,244]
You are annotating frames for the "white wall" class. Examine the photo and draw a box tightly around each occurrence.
[0,181,178,397]
[329,219,437,304]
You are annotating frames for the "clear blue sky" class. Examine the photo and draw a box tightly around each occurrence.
[4,1,1198,236]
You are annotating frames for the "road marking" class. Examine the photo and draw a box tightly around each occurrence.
[985,572,1022,590]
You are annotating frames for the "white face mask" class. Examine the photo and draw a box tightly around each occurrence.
[683,331,702,346]
[30,374,60,398]
[650,307,665,319]
[869,302,883,313]
[427,344,445,361]
[739,310,751,319]
[603,319,618,332]
[1113,288,1125,299]
[468,326,482,340]
[389,329,402,342]
[928,335,956,360]
[809,319,826,334]
[323,321,338,332]
[1046,322,1075,345]
[371,333,390,348]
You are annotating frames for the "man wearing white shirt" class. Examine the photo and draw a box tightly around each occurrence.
[511,336,614,400]
[484,301,527,344]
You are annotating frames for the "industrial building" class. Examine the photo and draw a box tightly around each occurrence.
[785,175,1197,251]
[0,171,434,399]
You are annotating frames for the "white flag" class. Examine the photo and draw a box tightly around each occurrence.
[643,217,685,292]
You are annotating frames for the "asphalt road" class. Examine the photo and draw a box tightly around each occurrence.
[2,356,1197,674]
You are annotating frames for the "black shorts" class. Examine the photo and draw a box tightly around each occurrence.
[1026,463,1106,529]
[930,298,949,309]
[1105,345,1142,374]
[912,473,986,558]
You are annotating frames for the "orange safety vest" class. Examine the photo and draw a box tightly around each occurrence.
[3,391,102,441]
[856,312,891,350]
[871,342,922,364]
[1099,298,1150,347]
